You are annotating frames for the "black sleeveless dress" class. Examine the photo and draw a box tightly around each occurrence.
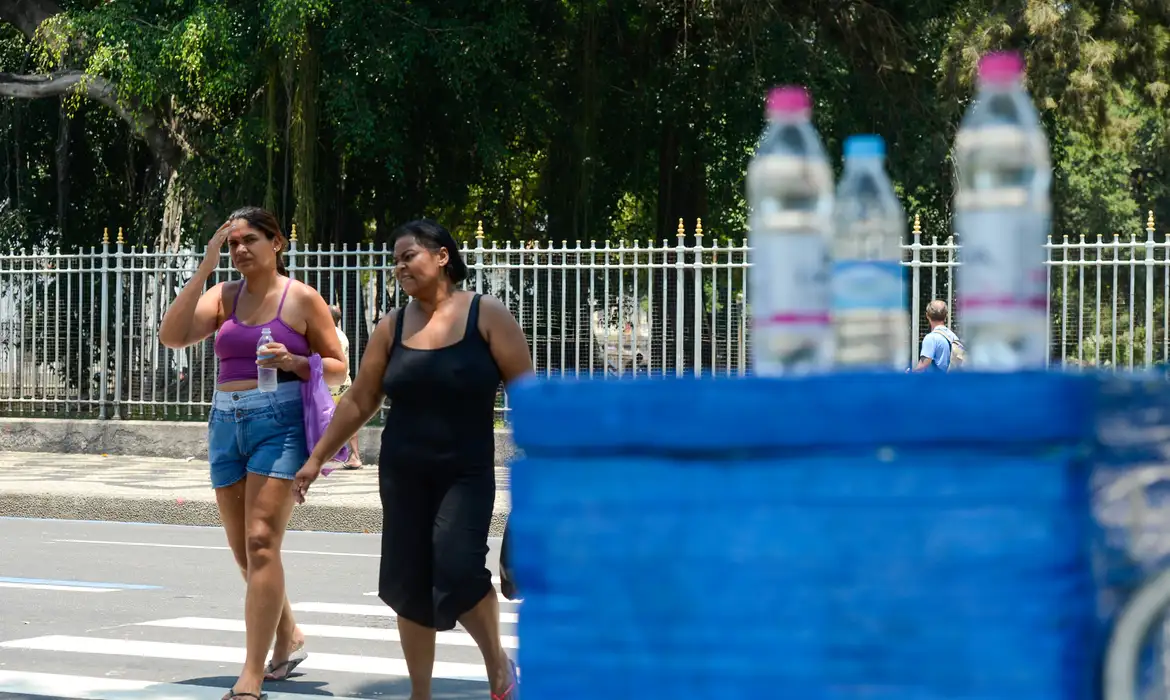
[377,293,502,630]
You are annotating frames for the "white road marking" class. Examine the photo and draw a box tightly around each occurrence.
[0,669,372,699]
[138,616,519,649]
[0,581,116,593]
[52,539,378,558]
[0,636,488,682]
[291,601,519,624]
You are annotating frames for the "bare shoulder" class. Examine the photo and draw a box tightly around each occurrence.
[476,292,513,321]
[289,278,324,303]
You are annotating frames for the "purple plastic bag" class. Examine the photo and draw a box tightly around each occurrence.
[300,353,349,471]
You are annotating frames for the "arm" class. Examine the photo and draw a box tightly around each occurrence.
[912,334,938,372]
[478,294,534,385]
[158,273,224,349]
[302,311,395,473]
[160,220,232,349]
[292,284,348,386]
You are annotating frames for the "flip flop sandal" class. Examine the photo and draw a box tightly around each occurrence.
[222,692,267,700]
[491,659,520,700]
[264,646,308,681]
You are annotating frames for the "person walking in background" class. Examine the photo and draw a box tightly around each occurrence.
[911,299,965,372]
[293,219,532,700]
[159,206,347,700]
[329,304,363,469]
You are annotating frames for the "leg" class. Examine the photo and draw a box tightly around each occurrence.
[231,473,296,696]
[215,480,303,667]
[377,462,439,700]
[431,467,514,695]
[228,394,306,696]
[344,435,363,467]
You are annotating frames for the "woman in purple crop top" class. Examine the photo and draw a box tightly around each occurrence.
[159,206,346,700]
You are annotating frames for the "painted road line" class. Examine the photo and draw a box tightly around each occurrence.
[0,669,373,700]
[52,539,378,558]
[0,636,488,682]
[0,576,161,590]
[0,581,116,593]
[138,616,520,649]
[292,601,519,625]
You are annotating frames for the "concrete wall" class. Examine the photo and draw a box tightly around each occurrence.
[0,417,517,465]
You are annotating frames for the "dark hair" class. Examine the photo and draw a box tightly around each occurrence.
[227,206,288,275]
[329,304,342,324]
[389,219,468,284]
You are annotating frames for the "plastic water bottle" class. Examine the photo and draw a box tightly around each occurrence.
[257,327,277,392]
[953,51,1051,370]
[745,85,834,375]
[830,134,909,369]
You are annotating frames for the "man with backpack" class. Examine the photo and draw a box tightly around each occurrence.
[911,300,966,372]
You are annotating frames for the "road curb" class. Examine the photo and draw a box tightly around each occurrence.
[0,492,511,536]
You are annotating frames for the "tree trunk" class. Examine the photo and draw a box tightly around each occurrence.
[54,96,70,234]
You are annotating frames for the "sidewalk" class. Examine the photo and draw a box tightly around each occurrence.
[0,452,511,535]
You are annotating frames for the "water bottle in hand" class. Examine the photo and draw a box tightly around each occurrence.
[257,327,277,393]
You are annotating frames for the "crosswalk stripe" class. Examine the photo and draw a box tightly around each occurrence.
[0,636,488,682]
[292,602,519,624]
[0,669,373,700]
[0,581,116,593]
[137,617,520,650]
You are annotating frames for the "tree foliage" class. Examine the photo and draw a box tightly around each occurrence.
[0,0,1167,252]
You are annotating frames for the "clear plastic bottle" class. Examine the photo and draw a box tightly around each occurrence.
[953,51,1051,370]
[257,327,277,392]
[830,134,909,370]
[745,85,834,376]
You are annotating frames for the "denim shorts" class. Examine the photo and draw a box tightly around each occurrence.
[208,382,308,489]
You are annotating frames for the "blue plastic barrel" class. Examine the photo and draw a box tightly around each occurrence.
[508,371,1098,699]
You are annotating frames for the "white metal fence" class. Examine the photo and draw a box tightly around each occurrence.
[0,213,1162,421]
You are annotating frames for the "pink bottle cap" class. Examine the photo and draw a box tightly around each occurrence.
[766,86,812,115]
[978,51,1025,84]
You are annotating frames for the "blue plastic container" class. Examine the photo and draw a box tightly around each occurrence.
[508,371,1099,699]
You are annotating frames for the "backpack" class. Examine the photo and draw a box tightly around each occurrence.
[930,329,966,372]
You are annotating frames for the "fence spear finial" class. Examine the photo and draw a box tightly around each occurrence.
[913,213,921,237]
[677,218,685,237]
[1149,210,1156,231]
[695,218,703,238]
[117,227,124,244]
[476,221,484,240]
[103,227,109,244]
[290,224,298,242]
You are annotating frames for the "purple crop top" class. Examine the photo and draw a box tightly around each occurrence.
[214,279,312,385]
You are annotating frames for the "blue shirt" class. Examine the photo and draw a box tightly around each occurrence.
[920,326,957,372]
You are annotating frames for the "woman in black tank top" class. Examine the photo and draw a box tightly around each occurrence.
[294,220,532,699]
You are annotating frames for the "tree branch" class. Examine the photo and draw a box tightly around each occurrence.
[0,0,62,38]
[0,71,186,169]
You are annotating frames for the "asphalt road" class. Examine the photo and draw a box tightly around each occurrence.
[0,517,513,699]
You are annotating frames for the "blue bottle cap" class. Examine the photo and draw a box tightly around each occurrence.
[844,134,886,159]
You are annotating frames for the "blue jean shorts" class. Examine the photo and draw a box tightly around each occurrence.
[208,382,308,489]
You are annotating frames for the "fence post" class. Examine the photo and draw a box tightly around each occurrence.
[1146,211,1156,367]
[910,214,922,365]
[474,221,485,293]
[692,219,703,378]
[98,228,111,420]
[112,228,125,419]
[288,224,298,281]
[675,218,686,376]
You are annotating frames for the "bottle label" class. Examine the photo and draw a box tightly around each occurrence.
[831,260,906,312]
[749,228,830,326]
[955,206,1048,321]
